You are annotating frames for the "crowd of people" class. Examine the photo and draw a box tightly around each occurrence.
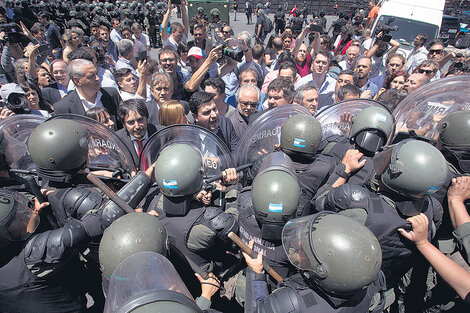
[0,0,469,312]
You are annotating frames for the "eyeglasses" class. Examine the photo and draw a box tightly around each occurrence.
[320,41,327,45]
[418,69,434,75]
[429,49,443,55]
[222,31,230,34]
[160,58,176,63]
[239,100,258,107]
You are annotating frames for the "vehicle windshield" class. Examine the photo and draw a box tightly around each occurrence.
[376,15,440,46]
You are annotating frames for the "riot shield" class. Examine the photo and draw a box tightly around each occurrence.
[140,124,233,180]
[315,99,387,140]
[104,251,201,313]
[0,115,46,171]
[0,114,46,144]
[392,75,470,141]
[48,114,137,175]
[236,105,310,165]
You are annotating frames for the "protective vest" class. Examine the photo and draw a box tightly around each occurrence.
[320,136,376,187]
[295,155,336,216]
[0,243,87,312]
[152,194,236,271]
[237,187,294,282]
[260,271,386,313]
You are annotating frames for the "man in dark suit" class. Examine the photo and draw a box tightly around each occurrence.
[189,91,239,155]
[53,59,121,127]
[42,59,71,105]
[115,99,160,170]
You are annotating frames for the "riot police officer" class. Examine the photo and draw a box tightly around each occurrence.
[315,105,395,203]
[243,212,386,313]
[238,153,302,286]
[145,143,238,274]
[318,139,448,289]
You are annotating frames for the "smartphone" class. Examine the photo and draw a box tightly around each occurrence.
[137,50,147,62]
[38,43,51,53]
[308,24,323,32]
[172,0,181,5]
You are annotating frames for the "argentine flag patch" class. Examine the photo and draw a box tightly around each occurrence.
[293,138,306,148]
[268,203,283,213]
[163,179,179,189]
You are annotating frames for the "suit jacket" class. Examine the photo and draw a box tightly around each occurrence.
[53,87,122,128]
[115,123,160,169]
[214,116,239,156]
[41,83,62,106]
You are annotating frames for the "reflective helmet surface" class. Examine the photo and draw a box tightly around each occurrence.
[282,213,382,295]
[99,213,167,280]
[438,111,470,147]
[373,139,448,199]
[154,144,204,197]
[27,119,89,171]
[280,114,323,155]
[350,106,394,155]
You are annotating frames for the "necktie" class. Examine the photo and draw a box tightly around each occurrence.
[135,139,148,170]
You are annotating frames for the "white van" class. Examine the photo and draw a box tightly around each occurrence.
[371,0,445,52]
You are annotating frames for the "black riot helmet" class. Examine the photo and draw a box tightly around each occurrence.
[282,212,382,295]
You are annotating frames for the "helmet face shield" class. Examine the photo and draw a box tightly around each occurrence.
[282,215,317,272]
[372,146,393,177]
[0,192,39,241]
[353,129,386,155]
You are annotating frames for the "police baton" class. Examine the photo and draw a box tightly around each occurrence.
[204,162,254,184]
[228,232,284,283]
[86,172,135,214]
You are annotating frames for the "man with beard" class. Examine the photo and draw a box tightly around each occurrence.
[228,83,260,138]
[354,57,378,98]
[366,35,400,84]
[371,53,405,89]
[295,51,336,109]
[402,73,429,95]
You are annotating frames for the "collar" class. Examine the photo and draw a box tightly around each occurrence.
[130,132,149,142]
[76,88,102,111]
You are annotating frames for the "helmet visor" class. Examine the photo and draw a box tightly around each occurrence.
[281,215,316,271]
[7,202,39,241]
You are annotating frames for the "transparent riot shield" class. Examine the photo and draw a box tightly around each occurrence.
[0,114,47,143]
[315,99,387,140]
[104,251,201,313]
[0,115,47,171]
[392,75,470,141]
[140,124,233,180]
[48,114,137,175]
[236,105,310,165]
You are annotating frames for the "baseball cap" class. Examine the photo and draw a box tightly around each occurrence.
[0,83,25,101]
[187,47,205,60]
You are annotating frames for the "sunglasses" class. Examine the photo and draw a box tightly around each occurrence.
[222,31,230,34]
[240,100,258,107]
[429,49,443,55]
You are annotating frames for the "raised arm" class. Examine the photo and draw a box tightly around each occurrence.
[181,0,189,37]
[161,0,172,43]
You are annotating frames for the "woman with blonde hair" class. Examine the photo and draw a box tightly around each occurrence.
[158,100,188,126]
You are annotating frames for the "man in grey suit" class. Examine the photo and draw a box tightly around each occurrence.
[53,59,121,127]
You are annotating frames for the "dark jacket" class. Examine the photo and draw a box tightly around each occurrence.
[115,123,160,169]
[53,87,122,128]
